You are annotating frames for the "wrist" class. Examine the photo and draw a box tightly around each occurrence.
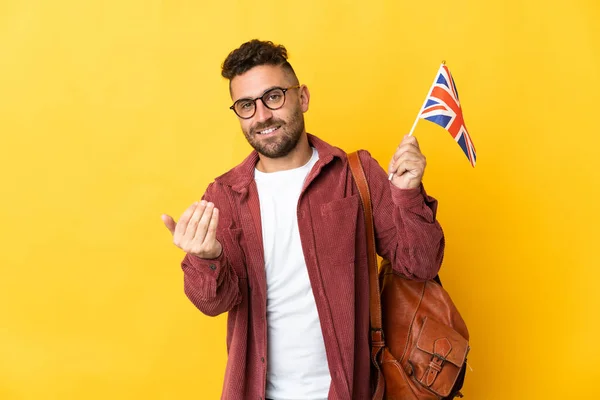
[191,241,223,260]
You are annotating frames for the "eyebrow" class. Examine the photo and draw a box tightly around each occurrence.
[234,85,282,103]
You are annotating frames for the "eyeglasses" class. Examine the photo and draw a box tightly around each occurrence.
[230,85,300,119]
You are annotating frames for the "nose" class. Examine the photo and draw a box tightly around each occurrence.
[253,100,273,123]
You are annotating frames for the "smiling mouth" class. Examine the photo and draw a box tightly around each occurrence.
[256,126,281,135]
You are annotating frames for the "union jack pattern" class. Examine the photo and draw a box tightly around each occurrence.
[420,65,476,167]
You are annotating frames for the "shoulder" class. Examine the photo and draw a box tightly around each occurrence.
[352,149,384,175]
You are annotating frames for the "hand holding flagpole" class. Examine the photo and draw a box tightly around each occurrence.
[388,61,446,181]
[388,60,476,183]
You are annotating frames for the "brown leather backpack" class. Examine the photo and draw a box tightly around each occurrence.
[348,152,470,400]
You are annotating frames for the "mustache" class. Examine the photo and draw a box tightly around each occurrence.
[251,119,285,134]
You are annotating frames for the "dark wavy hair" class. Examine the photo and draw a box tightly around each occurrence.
[221,39,297,82]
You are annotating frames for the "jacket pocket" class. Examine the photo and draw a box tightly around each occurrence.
[315,194,360,264]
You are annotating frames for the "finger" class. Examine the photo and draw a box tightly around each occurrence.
[161,214,176,235]
[390,148,419,172]
[174,202,199,242]
[390,150,424,174]
[401,135,420,149]
[391,137,421,163]
[204,207,219,243]
[184,201,207,238]
[193,202,215,244]
[391,151,426,174]
[392,160,424,179]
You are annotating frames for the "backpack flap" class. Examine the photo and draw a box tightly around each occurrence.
[408,316,470,397]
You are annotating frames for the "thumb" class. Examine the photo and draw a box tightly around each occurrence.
[161,214,176,235]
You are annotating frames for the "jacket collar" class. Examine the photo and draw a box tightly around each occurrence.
[215,133,346,193]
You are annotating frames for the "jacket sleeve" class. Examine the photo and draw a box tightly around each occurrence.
[181,182,242,317]
[359,150,445,281]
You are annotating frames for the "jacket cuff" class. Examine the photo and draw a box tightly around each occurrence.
[390,182,425,208]
[186,250,227,278]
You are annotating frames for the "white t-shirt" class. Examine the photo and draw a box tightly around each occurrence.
[254,148,330,400]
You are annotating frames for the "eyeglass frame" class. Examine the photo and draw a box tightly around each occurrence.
[229,85,301,119]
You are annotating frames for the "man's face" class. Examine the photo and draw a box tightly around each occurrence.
[230,64,309,158]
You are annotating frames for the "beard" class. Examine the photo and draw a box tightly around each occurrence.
[243,107,305,159]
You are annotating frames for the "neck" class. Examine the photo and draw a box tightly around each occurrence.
[255,133,312,173]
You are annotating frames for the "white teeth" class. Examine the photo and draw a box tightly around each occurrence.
[259,126,278,135]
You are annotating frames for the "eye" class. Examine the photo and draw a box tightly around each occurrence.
[238,100,254,110]
[267,93,282,101]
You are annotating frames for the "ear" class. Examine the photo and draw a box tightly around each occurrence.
[299,85,310,113]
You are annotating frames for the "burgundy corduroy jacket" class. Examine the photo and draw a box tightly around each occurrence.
[181,134,444,399]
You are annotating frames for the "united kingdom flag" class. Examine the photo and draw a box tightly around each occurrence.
[419,64,477,167]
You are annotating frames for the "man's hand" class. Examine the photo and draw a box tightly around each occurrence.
[162,200,222,259]
[388,135,426,190]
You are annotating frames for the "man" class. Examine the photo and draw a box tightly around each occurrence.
[162,39,444,400]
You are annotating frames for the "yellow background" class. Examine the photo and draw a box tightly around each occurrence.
[1,0,599,398]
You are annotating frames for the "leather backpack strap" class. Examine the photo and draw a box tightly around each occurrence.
[347,152,383,332]
[347,152,386,400]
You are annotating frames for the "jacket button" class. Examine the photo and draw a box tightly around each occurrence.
[209,264,216,270]
[261,357,265,363]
